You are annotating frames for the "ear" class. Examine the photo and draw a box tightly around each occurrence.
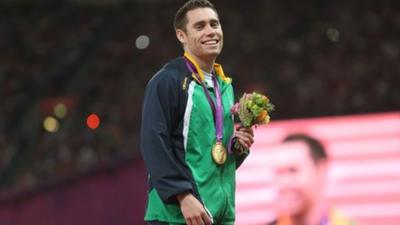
[176,29,186,44]
[316,160,328,181]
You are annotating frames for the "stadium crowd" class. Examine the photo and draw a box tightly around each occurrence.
[0,0,398,198]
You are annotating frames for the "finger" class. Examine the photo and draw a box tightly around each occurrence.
[238,131,254,143]
[247,133,254,145]
[248,127,254,136]
[236,131,254,144]
[236,134,251,147]
[238,131,255,148]
[187,217,196,225]
[236,130,251,138]
[201,212,212,225]
[194,215,203,225]
[186,217,193,225]
[236,131,253,146]
[238,127,254,136]
[237,137,250,149]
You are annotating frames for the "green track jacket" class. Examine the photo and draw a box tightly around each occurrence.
[140,57,247,224]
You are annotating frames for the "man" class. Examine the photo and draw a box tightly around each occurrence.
[140,1,254,225]
[269,134,356,225]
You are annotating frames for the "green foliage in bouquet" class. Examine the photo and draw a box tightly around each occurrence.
[230,92,275,155]
[232,92,275,128]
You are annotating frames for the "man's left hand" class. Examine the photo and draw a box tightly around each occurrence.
[234,126,254,149]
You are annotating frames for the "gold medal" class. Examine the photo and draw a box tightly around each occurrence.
[212,142,227,165]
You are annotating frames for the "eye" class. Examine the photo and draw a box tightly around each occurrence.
[195,24,203,30]
[211,21,219,28]
[288,167,298,174]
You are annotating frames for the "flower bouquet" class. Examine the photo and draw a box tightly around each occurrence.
[230,92,275,154]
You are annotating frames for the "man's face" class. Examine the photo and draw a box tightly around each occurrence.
[176,7,223,60]
[273,142,326,216]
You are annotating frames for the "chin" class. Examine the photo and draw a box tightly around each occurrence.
[203,50,221,58]
[278,199,305,216]
[289,205,304,216]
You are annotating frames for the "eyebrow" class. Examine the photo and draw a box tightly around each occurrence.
[192,19,219,27]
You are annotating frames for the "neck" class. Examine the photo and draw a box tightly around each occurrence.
[185,51,215,73]
[289,200,326,225]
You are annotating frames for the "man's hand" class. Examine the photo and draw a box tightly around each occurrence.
[234,126,254,149]
[177,193,212,225]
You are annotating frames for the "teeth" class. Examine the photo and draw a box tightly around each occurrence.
[204,40,217,45]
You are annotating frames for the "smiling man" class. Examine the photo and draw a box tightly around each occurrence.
[140,1,254,225]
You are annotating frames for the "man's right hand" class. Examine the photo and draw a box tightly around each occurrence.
[177,193,213,225]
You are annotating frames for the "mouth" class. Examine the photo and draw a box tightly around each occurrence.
[201,39,220,46]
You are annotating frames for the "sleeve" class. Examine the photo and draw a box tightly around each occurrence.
[235,150,249,169]
[140,73,194,204]
[228,136,250,169]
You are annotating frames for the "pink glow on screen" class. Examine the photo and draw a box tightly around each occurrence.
[236,112,400,225]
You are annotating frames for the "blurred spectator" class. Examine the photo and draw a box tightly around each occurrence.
[268,134,356,225]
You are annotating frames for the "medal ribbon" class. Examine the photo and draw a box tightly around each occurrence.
[183,53,224,144]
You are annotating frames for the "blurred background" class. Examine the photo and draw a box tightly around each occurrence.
[0,0,399,224]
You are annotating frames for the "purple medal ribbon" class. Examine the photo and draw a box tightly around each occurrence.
[183,56,224,144]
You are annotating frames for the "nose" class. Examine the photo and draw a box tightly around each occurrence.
[204,24,216,36]
[278,175,294,189]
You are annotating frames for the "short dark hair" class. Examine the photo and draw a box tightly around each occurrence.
[283,133,328,164]
[174,0,218,31]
